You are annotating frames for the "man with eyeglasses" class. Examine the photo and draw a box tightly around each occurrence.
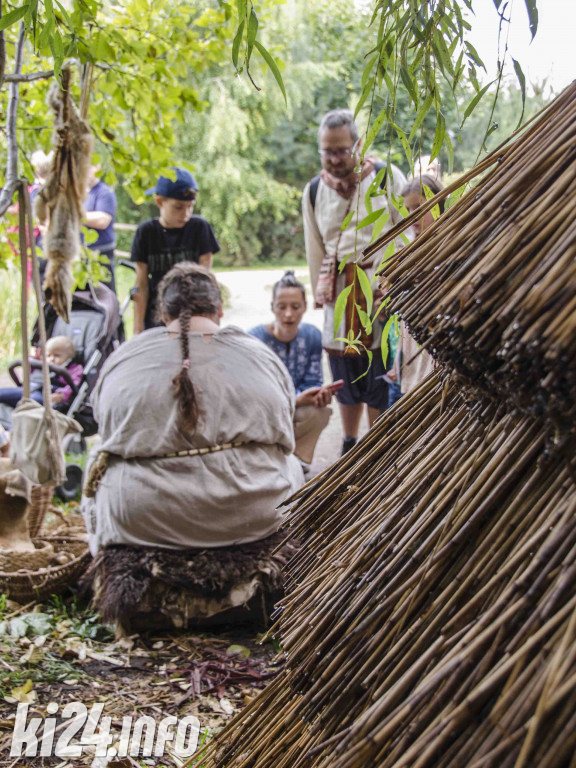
[302,108,407,455]
[131,168,220,332]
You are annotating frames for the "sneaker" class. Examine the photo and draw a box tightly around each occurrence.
[341,437,357,456]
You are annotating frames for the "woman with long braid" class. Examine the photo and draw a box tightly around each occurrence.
[82,262,303,554]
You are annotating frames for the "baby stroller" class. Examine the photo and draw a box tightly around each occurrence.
[1,281,128,500]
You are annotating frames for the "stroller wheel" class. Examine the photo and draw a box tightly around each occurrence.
[55,464,84,502]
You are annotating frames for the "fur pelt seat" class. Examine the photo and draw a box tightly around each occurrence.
[85,532,297,633]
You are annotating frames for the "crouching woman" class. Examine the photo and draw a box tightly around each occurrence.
[250,271,333,471]
[82,262,303,555]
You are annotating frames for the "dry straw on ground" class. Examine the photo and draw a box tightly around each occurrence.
[199,82,576,768]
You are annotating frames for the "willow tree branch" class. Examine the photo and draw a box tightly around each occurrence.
[0,22,26,217]
[0,1,6,90]
[4,69,54,83]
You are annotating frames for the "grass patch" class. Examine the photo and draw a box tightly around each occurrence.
[0,594,114,700]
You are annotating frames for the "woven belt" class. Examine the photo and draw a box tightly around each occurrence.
[84,440,250,498]
[162,440,248,458]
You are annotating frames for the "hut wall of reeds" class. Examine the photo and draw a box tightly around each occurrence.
[201,81,576,768]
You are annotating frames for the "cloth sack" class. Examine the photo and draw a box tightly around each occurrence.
[9,397,81,487]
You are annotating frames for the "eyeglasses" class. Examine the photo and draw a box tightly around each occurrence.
[318,139,360,160]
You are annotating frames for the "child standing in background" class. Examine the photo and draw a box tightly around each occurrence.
[131,168,220,333]
[386,174,444,397]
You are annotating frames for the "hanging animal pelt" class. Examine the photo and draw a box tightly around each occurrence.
[35,65,93,323]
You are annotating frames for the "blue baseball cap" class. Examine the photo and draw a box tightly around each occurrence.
[146,167,199,200]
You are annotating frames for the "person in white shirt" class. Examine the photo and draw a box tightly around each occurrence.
[302,108,407,454]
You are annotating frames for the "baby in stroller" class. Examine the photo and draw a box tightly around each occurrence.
[0,336,83,410]
[0,281,123,499]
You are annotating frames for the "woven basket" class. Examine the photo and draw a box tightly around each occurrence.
[0,537,91,603]
[28,485,55,538]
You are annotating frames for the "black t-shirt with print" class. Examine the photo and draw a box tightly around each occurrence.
[131,216,220,328]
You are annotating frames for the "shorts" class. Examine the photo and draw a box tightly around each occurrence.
[328,352,389,411]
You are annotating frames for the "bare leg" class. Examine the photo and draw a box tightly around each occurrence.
[339,402,364,438]
[367,406,380,428]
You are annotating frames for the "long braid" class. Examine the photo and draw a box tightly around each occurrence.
[157,262,221,433]
[172,305,199,431]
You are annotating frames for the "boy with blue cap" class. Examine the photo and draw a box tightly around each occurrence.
[131,168,220,332]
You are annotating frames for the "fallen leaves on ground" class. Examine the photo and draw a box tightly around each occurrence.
[0,597,283,767]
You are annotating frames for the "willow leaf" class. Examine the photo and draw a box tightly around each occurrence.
[363,107,388,156]
[371,295,390,324]
[370,210,390,243]
[364,165,387,215]
[355,304,372,336]
[512,58,526,127]
[54,1,72,28]
[524,0,538,39]
[0,4,29,31]
[390,122,412,168]
[408,92,433,142]
[461,81,492,127]
[333,284,353,339]
[232,20,245,70]
[352,348,373,382]
[361,53,379,91]
[254,41,286,105]
[380,314,395,367]
[246,7,258,64]
[356,208,384,231]
[354,79,374,120]
[465,41,486,70]
[430,112,445,162]
[400,65,418,107]
[356,266,373,315]
[338,253,352,274]
[341,210,354,231]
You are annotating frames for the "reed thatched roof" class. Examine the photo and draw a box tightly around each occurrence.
[201,82,576,768]
[367,82,576,444]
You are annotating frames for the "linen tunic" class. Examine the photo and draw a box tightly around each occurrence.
[81,326,303,553]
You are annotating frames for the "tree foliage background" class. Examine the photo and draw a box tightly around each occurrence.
[1,0,552,267]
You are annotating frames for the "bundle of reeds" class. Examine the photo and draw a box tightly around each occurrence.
[199,83,576,768]
[364,81,576,443]
[201,372,576,767]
